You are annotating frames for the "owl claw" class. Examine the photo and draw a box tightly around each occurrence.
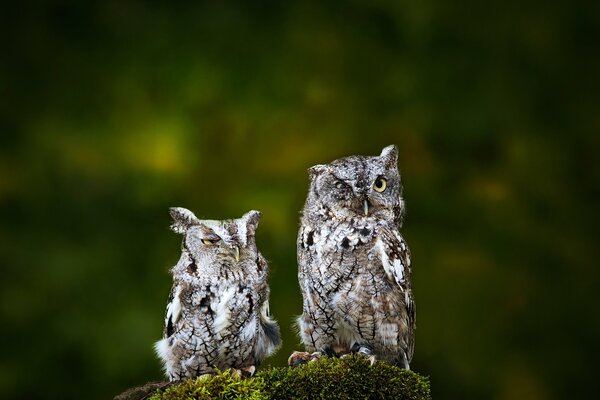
[341,351,375,365]
[230,366,256,378]
[350,345,377,365]
[288,351,322,367]
[241,365,256,377]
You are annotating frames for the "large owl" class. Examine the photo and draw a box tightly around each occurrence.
[154,208,281,380]
[291,145,415,368]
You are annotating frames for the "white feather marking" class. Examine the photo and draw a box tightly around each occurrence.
[241,318,256,341]
[213,286,237,334]
[153,338,171,366]
[237,219,248,246]
[184,354,199,369]
[331,291,343,308]
[376,239,395,282]
[260,300,272,321]
[379,323,399,347]
[393,258,405,283]
[167,285,183,326]
[200,220,221,229]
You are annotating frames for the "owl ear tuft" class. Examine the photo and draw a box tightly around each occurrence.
[308,164,327,178]
[169,207,200,234]
[380,144,398,168]
[242,210,261,235]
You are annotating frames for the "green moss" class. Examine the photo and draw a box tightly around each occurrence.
[148,355,431,400]
[147,370,268,400]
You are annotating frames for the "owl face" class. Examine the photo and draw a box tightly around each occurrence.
[169,207,261,275]
[308,145,401,220]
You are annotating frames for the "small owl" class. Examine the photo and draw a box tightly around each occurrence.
[154,208,281,380]
[292,145,415,368]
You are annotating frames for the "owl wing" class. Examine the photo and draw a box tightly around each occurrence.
[163,282,183,339]
[250,254,280,360]
[377,227,411,288]
[258,296,281,353]
[377,226,416,363]
[257,255,281,348]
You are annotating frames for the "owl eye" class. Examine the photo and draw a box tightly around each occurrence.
[373,177,387,192]
[201,238,220,245]
[334,180,347,189]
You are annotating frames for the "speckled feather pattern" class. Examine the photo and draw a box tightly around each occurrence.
[155,209,280,380]
[296,145,415,367]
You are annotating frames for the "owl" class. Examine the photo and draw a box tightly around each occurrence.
[291,145,415,368]
[154,208,281,380]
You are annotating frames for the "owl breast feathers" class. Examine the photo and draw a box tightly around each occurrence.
[154,208,280,380]
[296,145,415,368]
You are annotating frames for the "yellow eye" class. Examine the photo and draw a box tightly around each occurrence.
[373,177,387,192]
[201,238,218,245]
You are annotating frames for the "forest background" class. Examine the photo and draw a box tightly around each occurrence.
[1,1,598,399]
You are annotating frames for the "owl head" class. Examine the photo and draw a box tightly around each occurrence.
[168,207,262,275]
[306,145,404,223]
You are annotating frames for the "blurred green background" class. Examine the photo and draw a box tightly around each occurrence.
[1,1,598,399]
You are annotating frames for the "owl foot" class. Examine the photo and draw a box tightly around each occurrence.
[339,352,376,365]
[347,344,377,365]
[287,351,322,367]
[231,365,256,378]
[241,365,256,377]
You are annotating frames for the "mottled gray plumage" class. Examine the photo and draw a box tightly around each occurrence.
[155,208,280,380]
[295,145,415,368]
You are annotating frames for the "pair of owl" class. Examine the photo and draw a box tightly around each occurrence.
[154,145,415,380]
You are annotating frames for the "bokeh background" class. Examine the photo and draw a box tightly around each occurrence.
[1,1,598,399]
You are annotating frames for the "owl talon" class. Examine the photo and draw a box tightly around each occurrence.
[240,365,256,377]
[350,345,377,365]
[288,351,308,366]
[288,351,322,367]
[230,366,256,379]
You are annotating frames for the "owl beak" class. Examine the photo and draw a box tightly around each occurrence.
[363,199,369,216]
[232,246,240,262]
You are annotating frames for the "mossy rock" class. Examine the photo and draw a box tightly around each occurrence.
[133,355,430,400]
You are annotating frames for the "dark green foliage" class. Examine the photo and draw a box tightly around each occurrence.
[149,356,430,400]
[149,370,267,400]
[262,356,430,400]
